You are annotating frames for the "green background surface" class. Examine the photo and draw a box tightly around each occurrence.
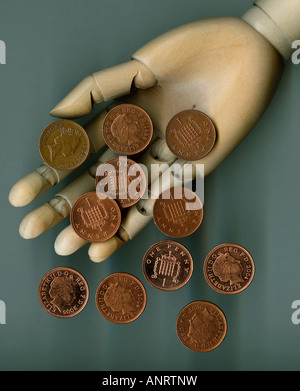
[0,0,300,371]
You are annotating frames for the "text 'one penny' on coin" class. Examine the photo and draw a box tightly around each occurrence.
[102,103,153,155]
[142,240,194,291]
[70,191,121,243]
[153,186,203,238]
[176,301,227,352]
[95,157,147,208]
[203,243,255,295]
[39,120,90,170]
[95,272,147,324]
[38,267,89,318]
[165,110,216,161]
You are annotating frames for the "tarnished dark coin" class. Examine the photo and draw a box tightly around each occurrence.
[95,272,147,324]
[39,120,90,170]
[102,103,153,155]
[142,240,193,291]
[152,186,203,238]
[176,301,227,352]
[38,267,89,318]
[203,243,255,294]
[165,110,216,161]
[95,157,147,208]
[70,191,121,243]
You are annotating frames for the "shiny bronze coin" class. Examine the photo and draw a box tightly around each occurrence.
[102,103,153,155]
[142,240,193,291]
[70,191,121,243]
[95,157,147,208]
[38,267,89,318]
[95,272,147,324]
[39,120,90,170]
[203,243,255,295]
[152,186,203,238]
[165,110,216,161]
[176,300,227,352]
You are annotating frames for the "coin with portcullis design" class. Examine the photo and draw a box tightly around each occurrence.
[95,157,147,208]
[39,120,90,170]
[203,243,255,295]
[102,104,153,155]
[38,267,89,318]
[152,186,204,238]
[165,110,216,161]
[70,191,121,243]
[142,240,193,291]
[95,272,147,324]
[176,300,227,352]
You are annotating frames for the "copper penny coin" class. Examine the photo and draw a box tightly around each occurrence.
[152,186,204,238]
[176,300,227,352]
[95,157,147,208]
[38,267,89,318]
[102,103,153,155]
[70,191,121,243]
[165,110,216,161]
[203,243,255,295]
[142,240,193,291]
[39,120,90,170]
[95,272,147,324]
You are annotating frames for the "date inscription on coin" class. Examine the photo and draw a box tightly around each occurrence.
[95,272,147,324]
[176,301,227,352]
[203,243,255,294]
[38,267,89,318]
[142,240,193,291]
[166,110,216,161]
[102,104,153,155]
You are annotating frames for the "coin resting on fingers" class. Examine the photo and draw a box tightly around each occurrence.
[153,186,204,238]
[95,157,147,208]
[39,120,90,170]
[102,104,153,155]
[70,191,121,243]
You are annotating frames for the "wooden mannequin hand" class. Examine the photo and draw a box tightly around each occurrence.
[50,16,283,177]
[9,13,287,262]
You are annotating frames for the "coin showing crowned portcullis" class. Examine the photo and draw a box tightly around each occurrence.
[152,186,204,238]
[142,240,193,291]
[176,300,227,352]
[39,120,90,170]
[102,104,153,155]
[165,109,216,161]
[95,157,147,208]
[95,272,147,324]
[70,191,121,243]
[203,243,255,295]
[38,267,89,318]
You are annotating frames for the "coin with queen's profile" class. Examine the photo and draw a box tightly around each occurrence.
[102,103,153,155]
[176,300,227,352]
[95,272,147,324]
[38,267,89,318]
[203,243,255,294]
